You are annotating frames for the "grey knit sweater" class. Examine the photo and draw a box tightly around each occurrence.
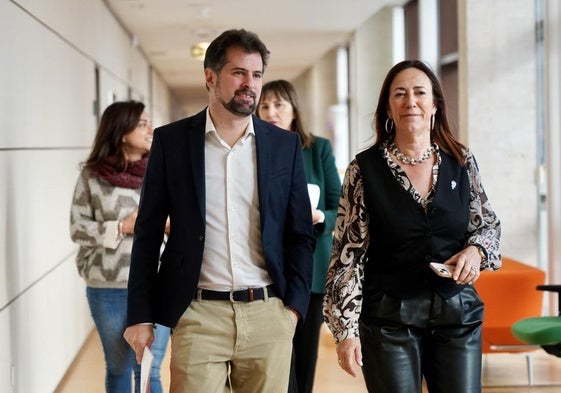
[70,168,140,288]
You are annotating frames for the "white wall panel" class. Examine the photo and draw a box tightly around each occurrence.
[0,1,96,149]
[130,48,150,103]
[14,0,131,81]
[151,71,172,125]
[460,0,537,264]
[0,149,88,309]
[0,257,92,393]
[0,307,15,392]
[90,4,131,82]
[98,68,130,113]
[13,0,100,55]
[0,153,8,309]
[350,6,397,155]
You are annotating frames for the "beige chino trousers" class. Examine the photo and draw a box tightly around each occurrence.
[170,296,296,393]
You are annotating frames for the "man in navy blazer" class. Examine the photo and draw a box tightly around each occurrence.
[124,29,315,393]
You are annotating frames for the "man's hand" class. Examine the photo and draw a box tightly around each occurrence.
[287,308,299,328]
[123,324,154,364]
[164,216,171,234]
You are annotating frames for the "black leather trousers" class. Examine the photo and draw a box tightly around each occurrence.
[359,286,484,393]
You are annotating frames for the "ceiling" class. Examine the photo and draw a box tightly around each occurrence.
[105,0,390,108]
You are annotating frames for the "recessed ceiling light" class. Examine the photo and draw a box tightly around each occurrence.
[190,42,210,61]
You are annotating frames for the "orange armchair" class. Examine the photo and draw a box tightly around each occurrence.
[474,256,546,384]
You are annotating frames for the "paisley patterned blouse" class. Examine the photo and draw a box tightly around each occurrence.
[323,143,502,343]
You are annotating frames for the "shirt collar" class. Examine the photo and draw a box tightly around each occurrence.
[205,108,255,142]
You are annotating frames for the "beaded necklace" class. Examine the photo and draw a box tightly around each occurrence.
[388,141,435,165]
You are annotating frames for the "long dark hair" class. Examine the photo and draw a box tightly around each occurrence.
[83,100,145,171]
[257,80,314,148]
[373,60,466,164]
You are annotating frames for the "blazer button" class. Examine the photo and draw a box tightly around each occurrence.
[199,235,204,241]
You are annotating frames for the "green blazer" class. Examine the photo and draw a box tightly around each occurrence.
[302,136,342,293]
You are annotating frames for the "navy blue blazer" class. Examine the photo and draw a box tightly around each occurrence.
[127,109,315,328]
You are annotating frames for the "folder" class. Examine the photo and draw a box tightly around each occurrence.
[307,183,320,209]
[140,346,154,393]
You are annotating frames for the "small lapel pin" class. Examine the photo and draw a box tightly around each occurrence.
[451,180,457,190]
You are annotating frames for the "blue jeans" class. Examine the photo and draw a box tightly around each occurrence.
[87,287,170,393]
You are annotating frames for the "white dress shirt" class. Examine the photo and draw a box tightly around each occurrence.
[198,109,272,291]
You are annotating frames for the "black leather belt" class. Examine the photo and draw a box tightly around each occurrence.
[197,285,277,302]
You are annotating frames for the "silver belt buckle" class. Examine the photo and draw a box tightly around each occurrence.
[230,287,256,303]
[229,289,237,303]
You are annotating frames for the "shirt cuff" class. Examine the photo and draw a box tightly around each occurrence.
[333,327,360,344]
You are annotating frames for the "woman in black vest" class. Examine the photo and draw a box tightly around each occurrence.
[323,60,501,393]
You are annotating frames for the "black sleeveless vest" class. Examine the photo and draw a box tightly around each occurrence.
[355,145,470,309]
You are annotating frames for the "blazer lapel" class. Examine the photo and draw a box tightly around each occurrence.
[188,110,207,219]
[254,118,271,220]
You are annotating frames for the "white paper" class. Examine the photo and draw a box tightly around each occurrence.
[140,346,154,393]
[307,184,320,209]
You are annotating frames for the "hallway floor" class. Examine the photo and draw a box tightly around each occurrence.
[55,325,561,392]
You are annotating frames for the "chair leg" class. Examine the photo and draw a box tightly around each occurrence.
[525,352,534,385]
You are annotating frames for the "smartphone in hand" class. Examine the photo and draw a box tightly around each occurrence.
[429,262,455,278]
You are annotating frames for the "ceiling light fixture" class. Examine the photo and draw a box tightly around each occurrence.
[190,42,210,61]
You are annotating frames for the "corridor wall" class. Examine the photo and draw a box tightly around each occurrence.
[0,1,176,392]
[459,0,537,265]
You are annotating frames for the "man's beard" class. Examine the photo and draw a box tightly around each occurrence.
[218,87,257,117]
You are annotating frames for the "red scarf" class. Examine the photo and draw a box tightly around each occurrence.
[93,154,148,189]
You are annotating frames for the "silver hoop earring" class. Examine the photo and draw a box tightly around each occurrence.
[385,118,394,133]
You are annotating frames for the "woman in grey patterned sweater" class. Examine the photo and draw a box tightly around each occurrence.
[70,101,169,393]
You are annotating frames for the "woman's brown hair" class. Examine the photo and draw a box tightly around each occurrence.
[373,60,466,164]
[258,80,314,148]
[83,101,145,171]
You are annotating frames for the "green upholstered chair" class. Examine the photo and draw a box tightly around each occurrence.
[512,285,561,358]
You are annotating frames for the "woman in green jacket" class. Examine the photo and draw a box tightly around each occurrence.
[257,80,342,393]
